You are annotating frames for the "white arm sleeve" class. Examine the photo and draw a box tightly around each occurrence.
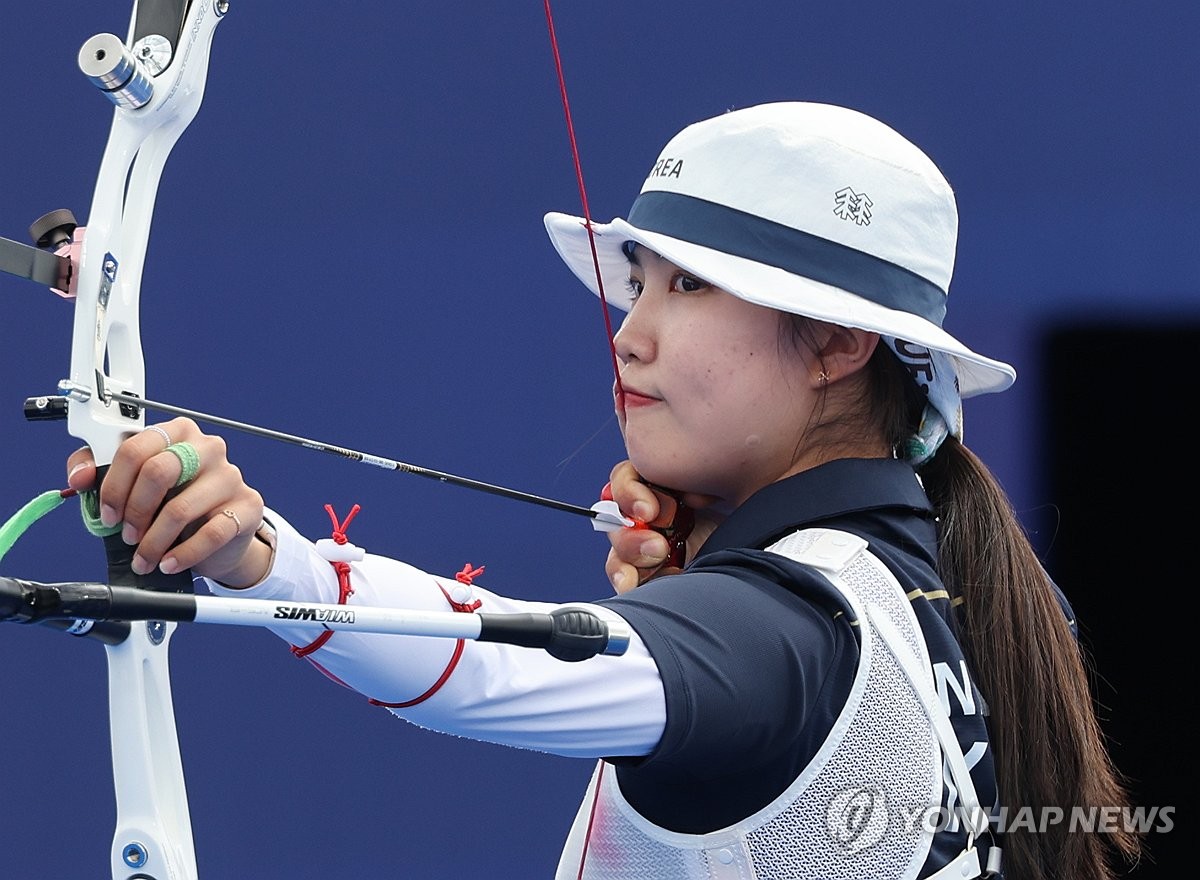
[203,510,665,758]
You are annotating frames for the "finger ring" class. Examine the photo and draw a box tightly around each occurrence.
[144,424,172,447]
[164,441,200,487]
[221,508,243,536]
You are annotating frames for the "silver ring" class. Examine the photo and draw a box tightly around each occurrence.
[145,424,172,447]
[221,508,242,537]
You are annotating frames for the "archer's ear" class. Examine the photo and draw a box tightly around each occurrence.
[811,326,881,387]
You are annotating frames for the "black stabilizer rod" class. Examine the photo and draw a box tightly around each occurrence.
[0,576,133,643]
[0,576,192,639]
[34,616,131,646]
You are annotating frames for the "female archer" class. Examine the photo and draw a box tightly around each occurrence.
[68,101,1141,879]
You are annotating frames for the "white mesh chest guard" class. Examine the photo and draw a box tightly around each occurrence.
[556,529,983,880]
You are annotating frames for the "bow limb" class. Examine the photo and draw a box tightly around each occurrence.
[64,4,226,878]
[67,6,224,462]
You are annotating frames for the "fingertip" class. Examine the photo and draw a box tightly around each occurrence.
[66,461,93,490]
[638,538,668,564]
[130,553,153,576]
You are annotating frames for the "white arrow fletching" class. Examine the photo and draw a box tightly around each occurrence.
[589,499,635,532]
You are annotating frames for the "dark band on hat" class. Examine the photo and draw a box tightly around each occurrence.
[627,191,948,326]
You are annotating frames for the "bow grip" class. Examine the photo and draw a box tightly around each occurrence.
[94,464,194,597]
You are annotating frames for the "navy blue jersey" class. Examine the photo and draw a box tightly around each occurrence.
[600,458,1012,876]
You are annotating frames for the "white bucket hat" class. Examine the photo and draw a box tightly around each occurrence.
[544,102,1015,445]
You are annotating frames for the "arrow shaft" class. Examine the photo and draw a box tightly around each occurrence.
[111,392,599,520]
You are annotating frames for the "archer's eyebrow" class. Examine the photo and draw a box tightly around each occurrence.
[622,240,641,266]
[624,243,671,268]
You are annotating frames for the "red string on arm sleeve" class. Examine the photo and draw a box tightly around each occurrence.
[290,504,360,659]
[368,562,484,709]
[285,504,486,709]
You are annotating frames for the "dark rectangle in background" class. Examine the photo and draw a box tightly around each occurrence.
[1042,323,1192,876]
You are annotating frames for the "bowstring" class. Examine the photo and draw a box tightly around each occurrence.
[541,0,627,412]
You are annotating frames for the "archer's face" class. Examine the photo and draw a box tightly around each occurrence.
[612,246,822,512]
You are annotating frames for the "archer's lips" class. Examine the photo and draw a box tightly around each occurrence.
[618,387,660,409]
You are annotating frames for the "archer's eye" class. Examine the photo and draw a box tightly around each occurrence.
[624,276,644,300]
[670,273,709,294]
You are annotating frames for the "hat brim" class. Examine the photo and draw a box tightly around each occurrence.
[544,212,1015,398]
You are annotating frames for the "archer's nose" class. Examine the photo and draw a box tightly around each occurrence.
[613,298,656,366]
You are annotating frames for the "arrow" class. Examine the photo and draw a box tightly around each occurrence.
[26,390,634,531]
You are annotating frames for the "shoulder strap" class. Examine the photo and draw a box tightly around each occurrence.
[765,528,988,840]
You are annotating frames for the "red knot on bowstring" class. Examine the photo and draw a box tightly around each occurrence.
[543,0,626,413]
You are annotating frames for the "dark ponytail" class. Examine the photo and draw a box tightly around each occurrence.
[814,329,1141,878]
[841,336,1143,880]
[919,439,1141,879]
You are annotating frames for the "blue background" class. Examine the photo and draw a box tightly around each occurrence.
[1,2,1195,877]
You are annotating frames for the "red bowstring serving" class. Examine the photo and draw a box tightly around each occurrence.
[543,0,626,413]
